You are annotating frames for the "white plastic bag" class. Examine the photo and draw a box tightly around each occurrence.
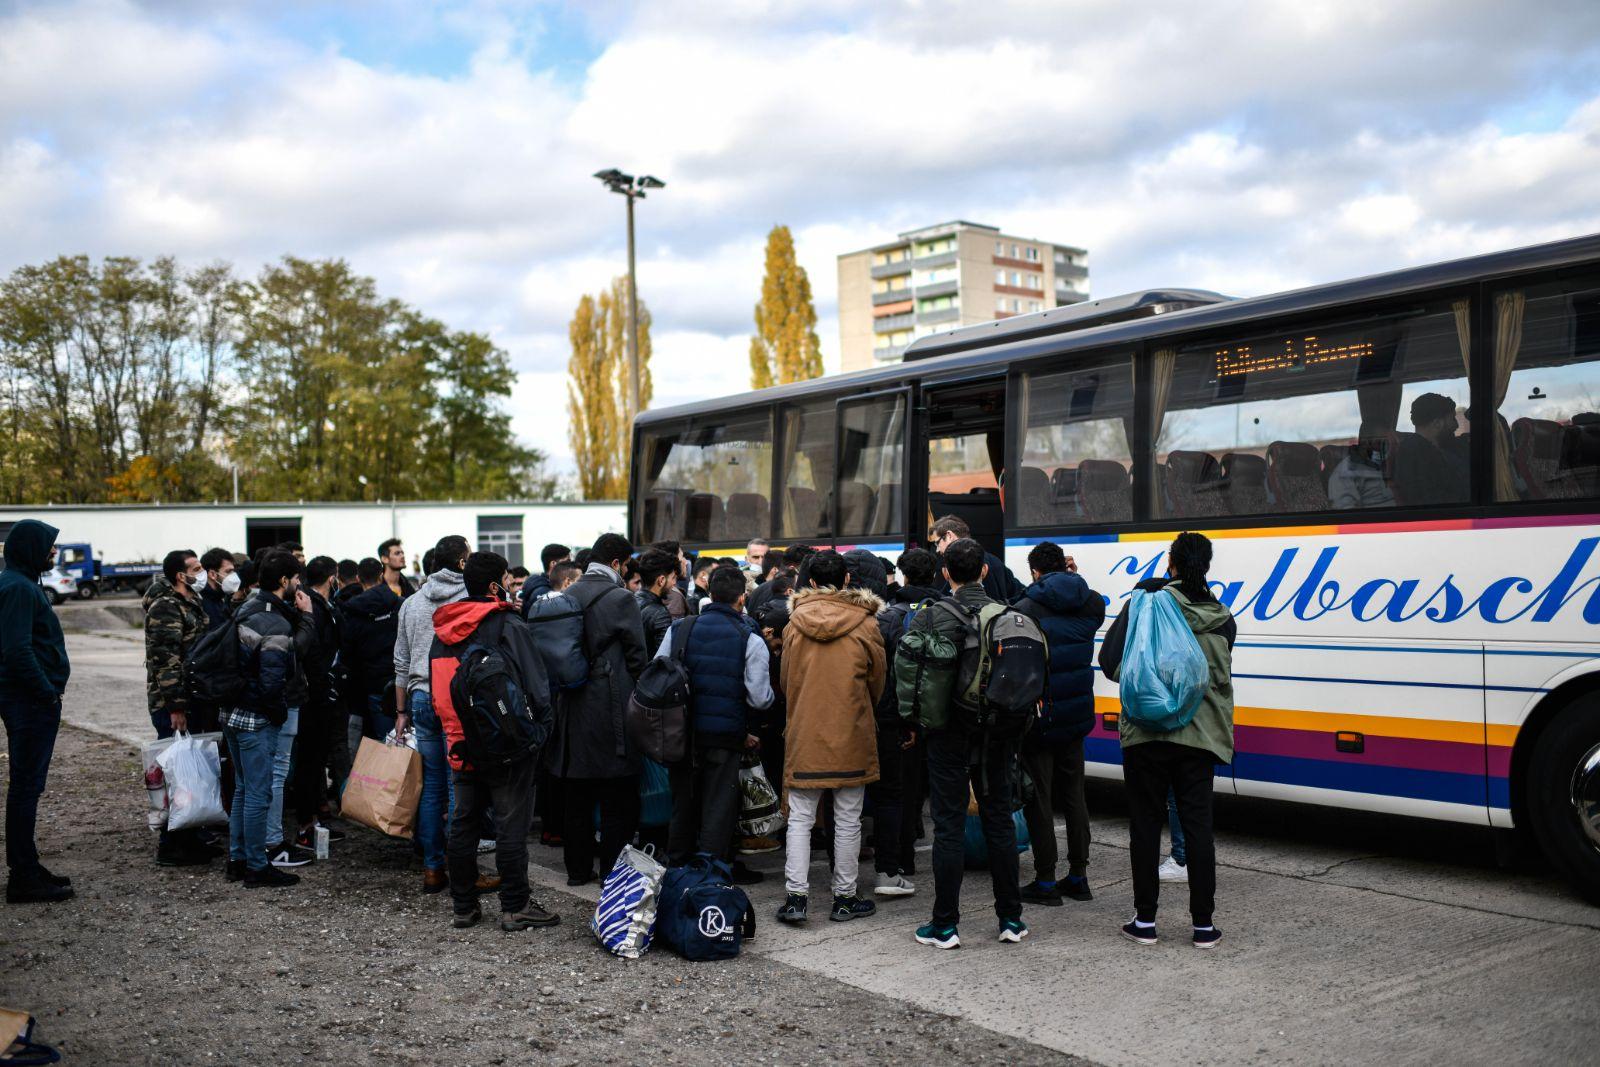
[156,733,226,831]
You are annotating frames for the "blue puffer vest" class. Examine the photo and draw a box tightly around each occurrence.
[682,603,751,742]
[1014,570,1105,743]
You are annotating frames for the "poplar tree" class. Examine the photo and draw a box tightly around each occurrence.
[565,276,653,500]
[749,225,822,389]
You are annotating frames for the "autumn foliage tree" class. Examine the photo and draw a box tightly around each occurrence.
[566,276,653,500]
[749,225,823,389]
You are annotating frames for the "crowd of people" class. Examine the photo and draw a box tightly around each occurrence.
[1,513,1234,950]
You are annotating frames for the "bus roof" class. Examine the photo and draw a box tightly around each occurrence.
[636,231,1600,427]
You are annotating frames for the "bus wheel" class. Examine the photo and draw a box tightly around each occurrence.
[76,582,97,600]
[1527,694,1600,905]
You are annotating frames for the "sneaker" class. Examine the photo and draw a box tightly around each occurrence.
[873,871,916,897]
[729,861,765,886]
[737,835,781,855]
[830,894,876,922]
[4,876,74,904]
[775,893,808,924]
[998,918,1029,944]
[321,824,347,843]
[452,907,482,929]
[1019,879,1062,906]
[1060,875,1094,902]
[225,859,246,883]
[243,865,299,889]
[1158,855,1188,882]
[1120,919,1158,946]
[267,842,314,868]
[914,922,960,950]
[539,830,564,847]
[477,838,497,854]
[501,902,560,931]
[1193,926,1223,950]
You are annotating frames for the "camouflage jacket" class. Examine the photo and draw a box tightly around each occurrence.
[143,576,209,715]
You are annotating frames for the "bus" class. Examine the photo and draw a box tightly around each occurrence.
[630,234,1600,900]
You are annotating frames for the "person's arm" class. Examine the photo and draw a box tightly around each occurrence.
[1098,602,1131,682]
[145,596,189,727]
[864,625,887,707]
[0,584,57,701]
[743,632,774,710]
[392,601,412,714]
[613,589,649,681]
[653,624,673,660]
[255,623,293,720]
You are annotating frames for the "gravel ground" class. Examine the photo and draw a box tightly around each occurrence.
[1,726,1087,1066]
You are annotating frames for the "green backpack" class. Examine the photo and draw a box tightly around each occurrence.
[893,599,958,730]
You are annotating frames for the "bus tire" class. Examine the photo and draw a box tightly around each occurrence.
[76,582,97,600]
[1526,694,1600,905]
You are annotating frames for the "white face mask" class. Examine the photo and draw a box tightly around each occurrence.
[189,570,207,592]
[220,571,242,595]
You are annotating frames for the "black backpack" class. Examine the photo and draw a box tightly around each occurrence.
[448,641,542,769]
[525,591,590,690]
[183,617,246,706]
[626,617,696,765]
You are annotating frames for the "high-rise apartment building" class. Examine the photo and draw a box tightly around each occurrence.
[836,220,1089,372]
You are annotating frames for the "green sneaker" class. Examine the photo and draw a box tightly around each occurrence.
[998,918,1029,944]
[914,922,960,950]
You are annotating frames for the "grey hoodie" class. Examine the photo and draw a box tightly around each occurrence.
[394,568,467,696]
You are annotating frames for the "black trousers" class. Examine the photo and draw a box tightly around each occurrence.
[1020,734,1091,882]
[926,729,1021,926]
[293,694,336,825]
[448,755,537,915]
[667,748,742,865]
[560,775,640,881]
[899,733,927,873]
[867,726,906,875]
[1122,740,1218,926]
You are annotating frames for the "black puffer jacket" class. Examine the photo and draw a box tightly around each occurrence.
[1013,570,1106,743]
[339,583,403,698]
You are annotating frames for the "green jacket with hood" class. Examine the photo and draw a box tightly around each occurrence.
[0,519,70,702]
[1099,578,1236,764]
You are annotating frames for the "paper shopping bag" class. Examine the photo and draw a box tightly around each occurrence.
[341,737,423,839]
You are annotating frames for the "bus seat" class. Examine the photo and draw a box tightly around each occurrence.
[869,482,903,534]
[725,492,770,538]
[646,489,690,540]
[1513,418,1581,499]
[1267,441,1326,512]
[1165,451,1227,517]
[1317,444,1345,493]
[685,493,727,542]
[787,487,822,536]
[1049,467,1079,514]
[1222,452,1269,515]
[1077,459,1131,523]
[1018,466,1053,525]
[1561,414,1600,496]
[836,480,876,535]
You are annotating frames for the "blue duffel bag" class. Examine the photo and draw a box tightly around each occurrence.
[656,854,755,961]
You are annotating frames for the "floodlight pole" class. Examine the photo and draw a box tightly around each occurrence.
[624,191,639,423]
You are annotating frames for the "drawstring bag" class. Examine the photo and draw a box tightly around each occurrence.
[1118,588,1209,732]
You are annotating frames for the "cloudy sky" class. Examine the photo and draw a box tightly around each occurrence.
[4,0,1599,472]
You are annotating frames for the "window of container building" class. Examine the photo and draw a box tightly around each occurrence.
[1017,355,1136,526]
[777,400,836,540]
[1151,299,1471,520]
[477,515,524,568]
[635,412,774,544]
[1489,276,1600,502]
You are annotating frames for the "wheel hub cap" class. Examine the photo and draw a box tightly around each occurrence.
[1572,741,1600,854]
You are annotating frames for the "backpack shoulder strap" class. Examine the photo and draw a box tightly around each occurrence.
[669,616,697,663]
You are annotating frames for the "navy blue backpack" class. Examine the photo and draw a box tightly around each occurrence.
[656,854,755,961]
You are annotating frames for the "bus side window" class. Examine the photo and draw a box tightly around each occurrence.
[1494,279,1600,501]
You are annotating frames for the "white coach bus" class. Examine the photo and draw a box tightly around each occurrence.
[631,234,1600,901]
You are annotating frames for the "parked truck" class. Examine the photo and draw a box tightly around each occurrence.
[54,542,161,599]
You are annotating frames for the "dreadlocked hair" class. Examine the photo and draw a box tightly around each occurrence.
[1168,531,1214,602]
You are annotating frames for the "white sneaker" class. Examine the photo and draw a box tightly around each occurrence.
[1158,855,1188,882]
[477,838,496,854]
[873,871,916,897]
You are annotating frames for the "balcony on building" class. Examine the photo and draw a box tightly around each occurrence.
[870,259,913,280]
[914,278,958,299]
[872,289,913,307]
[917,306,961,325]
[874,312,915,332]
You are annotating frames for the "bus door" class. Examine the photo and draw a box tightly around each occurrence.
[922,376,1008,560]
[832,389,911,548]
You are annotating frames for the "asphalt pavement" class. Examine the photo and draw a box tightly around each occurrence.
[54,623,1600,1066]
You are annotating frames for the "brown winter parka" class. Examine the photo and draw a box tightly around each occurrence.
[779,585,886,791]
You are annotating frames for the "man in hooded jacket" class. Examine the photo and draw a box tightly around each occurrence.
[1012,542,1105,906]
[0,519,73,903]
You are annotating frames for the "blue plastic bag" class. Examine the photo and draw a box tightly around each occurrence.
[1118,588,1209,732]
[963,809,1031,868]
[638,758,672,828]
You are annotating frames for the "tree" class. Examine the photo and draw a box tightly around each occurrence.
[749,225,822,389]
[566,276,653,500]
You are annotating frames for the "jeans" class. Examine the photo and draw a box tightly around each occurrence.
[560,776,640,882]
[1123,741,1217,925]
[1020,734,1091,883]
[1,693,61,877]
[266,707,299,849]
[410,689,454,871]
[448,755,537,915]
[666,747,742,866]
[784,785,864,898]
[225,723,280,872]
[926,729,1021,926]
[1167,789,1187,865]
[868,727,906,875]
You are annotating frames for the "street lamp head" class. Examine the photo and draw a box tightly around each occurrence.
[592,168,626,183]
[638,175,666,189]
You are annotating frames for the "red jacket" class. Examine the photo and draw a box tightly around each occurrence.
[428,598,553,772]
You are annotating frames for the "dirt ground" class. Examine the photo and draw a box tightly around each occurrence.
[1,726,1083,1066]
